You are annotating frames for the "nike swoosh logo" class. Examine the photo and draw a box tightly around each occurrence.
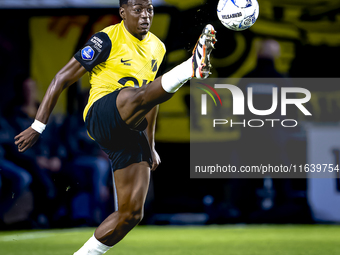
[121,58,132,63]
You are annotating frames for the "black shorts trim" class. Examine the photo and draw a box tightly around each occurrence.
[85,89,152,171]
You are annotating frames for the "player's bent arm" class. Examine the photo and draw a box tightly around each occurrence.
[15,57,87,152]
[35,57,87,124]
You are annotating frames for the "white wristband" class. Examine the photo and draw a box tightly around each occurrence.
[31,119,46,134]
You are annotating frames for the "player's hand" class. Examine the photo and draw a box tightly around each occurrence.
[151,148,161,171]
[14,127,40,153]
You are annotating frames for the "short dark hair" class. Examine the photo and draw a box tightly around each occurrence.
[119,0,128,7]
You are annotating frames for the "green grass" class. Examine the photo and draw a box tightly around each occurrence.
[0,225,339,255]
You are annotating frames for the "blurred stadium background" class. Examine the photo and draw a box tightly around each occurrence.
[0,0,340,238]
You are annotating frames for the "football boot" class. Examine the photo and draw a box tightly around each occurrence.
[192,24,217,79]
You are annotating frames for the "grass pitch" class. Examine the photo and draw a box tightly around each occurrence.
[0,225,339,255]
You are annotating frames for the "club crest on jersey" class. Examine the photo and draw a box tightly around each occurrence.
[151,59,158,72]
[81,46,95,60]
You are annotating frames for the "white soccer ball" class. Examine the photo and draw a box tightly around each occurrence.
[217,0,259,31]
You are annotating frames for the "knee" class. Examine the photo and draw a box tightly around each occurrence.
[130,209,144,225]
[128,208,144,225]
[128,86,157,109]
[129,87,148,108]
[119,208,144,226]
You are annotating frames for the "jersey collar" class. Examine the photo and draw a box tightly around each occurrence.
[121,20,150,44]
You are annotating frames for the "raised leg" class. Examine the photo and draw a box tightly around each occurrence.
[117,24,216,129]
[116,75,173,128]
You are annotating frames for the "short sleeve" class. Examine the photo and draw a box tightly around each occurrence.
[74,32,112,72]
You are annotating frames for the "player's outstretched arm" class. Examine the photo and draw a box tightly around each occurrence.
[14,57,87,152]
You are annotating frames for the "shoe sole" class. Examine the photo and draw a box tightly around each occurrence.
[192,25,217,79]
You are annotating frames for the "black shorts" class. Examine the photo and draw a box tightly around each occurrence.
[85,89,152,171]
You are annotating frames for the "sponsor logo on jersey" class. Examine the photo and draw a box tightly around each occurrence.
[91,36,103,53]
[121,58,132,66]
[81,46,94,60]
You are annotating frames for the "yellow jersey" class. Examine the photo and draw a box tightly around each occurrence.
[74,21,166,121]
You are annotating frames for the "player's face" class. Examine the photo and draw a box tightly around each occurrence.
[120,0,154,40]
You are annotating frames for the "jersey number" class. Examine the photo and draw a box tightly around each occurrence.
[118,77,150,88]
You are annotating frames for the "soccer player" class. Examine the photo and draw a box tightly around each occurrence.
[14,0,216,254]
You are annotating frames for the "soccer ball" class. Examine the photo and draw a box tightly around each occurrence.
[217,0,259,31]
